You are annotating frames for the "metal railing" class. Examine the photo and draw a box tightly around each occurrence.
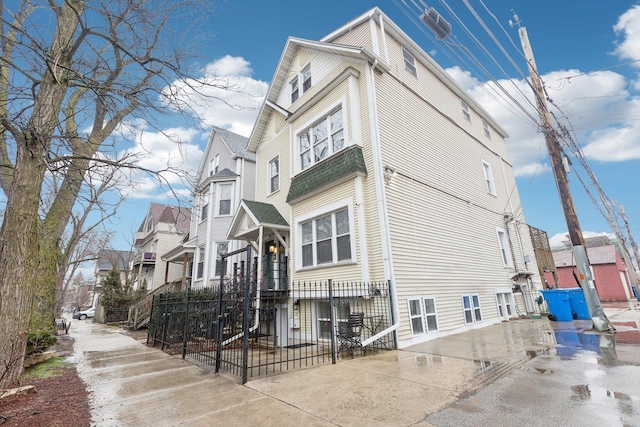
[148,274,394,383]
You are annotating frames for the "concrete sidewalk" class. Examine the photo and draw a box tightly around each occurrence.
[69,301,640,426]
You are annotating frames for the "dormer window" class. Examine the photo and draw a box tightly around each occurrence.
[291,64,312,103]
[291,78,299,103]
[302,66,312,91]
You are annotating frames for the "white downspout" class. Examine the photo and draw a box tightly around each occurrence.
[360,60,400,348]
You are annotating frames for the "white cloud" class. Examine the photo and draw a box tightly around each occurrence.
[447,66,638,175]
[613,5,640,64]
[162,55,268,137]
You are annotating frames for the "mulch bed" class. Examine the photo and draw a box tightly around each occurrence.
[0,335,90,427]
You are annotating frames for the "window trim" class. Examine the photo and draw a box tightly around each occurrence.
[423,297,439,332]
[201,202,208,221]
[462,294,482,324]
[290,63,312,104]
[196,247,205,280]
[408,298,425,336]
[214,242,228,277]
[496,227,513,268]
[216,182,234,217]
[294,100,347,173]
[268,155,280,194]
[496,291,514,320]
[296,199,355,270]
[482,160,496,196]
[482,119,491,139]
[402,47,417,77]
[461,99,471,122]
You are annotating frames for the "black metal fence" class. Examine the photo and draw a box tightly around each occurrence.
[148,251,394,383]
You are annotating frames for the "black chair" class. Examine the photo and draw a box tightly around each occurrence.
[336,312,365,357]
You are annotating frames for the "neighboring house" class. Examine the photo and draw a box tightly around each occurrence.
[547,244,634,302]
[163,127,256,289]
[93,249,133,314]
[132,203,191,292]
[227,8,541,349]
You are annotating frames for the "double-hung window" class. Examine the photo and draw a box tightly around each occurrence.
[408,299,425,335]
[408,297,439,336]
[269,156,280,194]
[217,183,233,216]
[462,294,482,324]
[299,107,344,171]
[461,99,471,122]
[402,47,417,77]
[482,119,491,139]
[482,160,496,195]
[291,65,312,103]
[196,247,205,279]
[300,207,352,268]
[201,203,208,221]
[496,227,513,267]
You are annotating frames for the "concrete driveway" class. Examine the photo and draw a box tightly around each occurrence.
[69,301,640,426]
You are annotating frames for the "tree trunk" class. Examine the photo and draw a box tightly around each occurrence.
[0,137,46,388]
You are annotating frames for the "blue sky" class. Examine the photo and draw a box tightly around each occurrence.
[101,1,640,276]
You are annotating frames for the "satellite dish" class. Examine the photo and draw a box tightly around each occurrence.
[420,7,452,40]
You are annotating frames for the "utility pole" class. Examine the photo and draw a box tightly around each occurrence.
[620,205,640,275]
[515,20,610,331]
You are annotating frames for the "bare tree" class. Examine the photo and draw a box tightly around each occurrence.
[0,0,220,388]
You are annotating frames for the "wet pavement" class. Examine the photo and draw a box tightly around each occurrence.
[68,301,640,426]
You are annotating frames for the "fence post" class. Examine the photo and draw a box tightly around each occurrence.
[329,279,336,364]
[241,245,252,384]
[160,292,170,350]
[215,259,227,374]
[182,283,192,359]
[151,294,161,346]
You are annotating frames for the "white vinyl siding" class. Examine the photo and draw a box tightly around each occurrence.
[482,160,496,196]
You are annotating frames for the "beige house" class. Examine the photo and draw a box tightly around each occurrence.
[133,203,191,292]
[229,8,541,348]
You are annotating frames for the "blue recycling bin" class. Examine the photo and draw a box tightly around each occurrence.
[566,288,591,320]
[540,289,573,321]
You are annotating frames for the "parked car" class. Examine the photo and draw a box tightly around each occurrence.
[73,308,95,320]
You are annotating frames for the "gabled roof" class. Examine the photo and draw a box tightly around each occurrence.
[227,200,289,241]
[248,7,507,153]
[137,203,191,234]
[248,37,387,152]
[195,127,253,185]
[96,249,133,272]
[553,245,619,266]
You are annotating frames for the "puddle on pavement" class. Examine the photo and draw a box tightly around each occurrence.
[414,354,444,366]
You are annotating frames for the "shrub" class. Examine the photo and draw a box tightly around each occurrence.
[26,330,58,356]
